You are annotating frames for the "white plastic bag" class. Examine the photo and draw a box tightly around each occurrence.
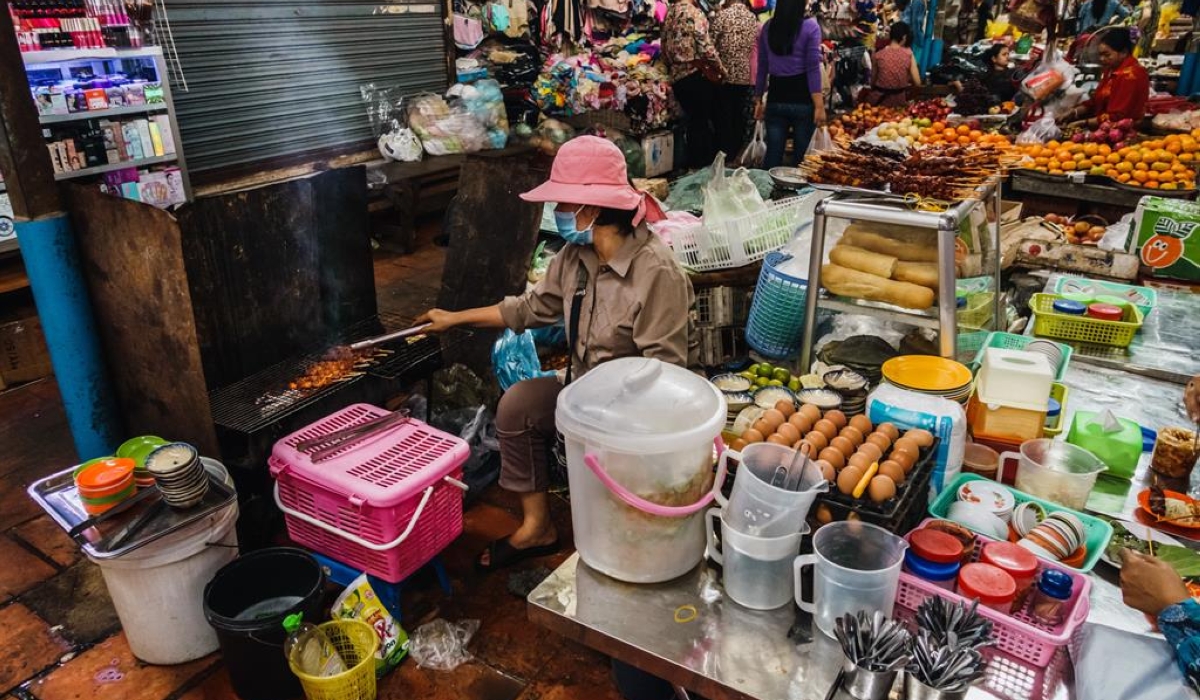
[806,126,835,157]
[737,122,766,169]
[702,152,767,226]
[378,127,423,162]
[409,619,480,671]
[1015,115,1060,146]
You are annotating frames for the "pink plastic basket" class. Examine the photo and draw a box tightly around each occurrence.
[269,404,469,583]
[896,519,1091,667]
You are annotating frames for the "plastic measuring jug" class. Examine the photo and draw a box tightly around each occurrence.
[706,508,806,610]
[715,442,828,537]
[794,522,908,638]
[1005,438,1107,510]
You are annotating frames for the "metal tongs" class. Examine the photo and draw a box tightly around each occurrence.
[294,409,412,462]
[347,323,431,352]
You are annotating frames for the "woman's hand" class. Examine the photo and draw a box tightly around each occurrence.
[1120,549,1192,617]
[814,105,828,127]
[754,100,765,121]
[414,309,459,334]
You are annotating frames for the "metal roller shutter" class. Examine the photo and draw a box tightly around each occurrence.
[164,0,448,173]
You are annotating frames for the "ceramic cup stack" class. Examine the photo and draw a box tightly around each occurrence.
[145,443,210,509]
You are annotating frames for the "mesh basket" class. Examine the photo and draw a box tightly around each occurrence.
[969,332,1073,382]
[957,291,994,330]
[672,197,807,272]
[1029,293,1144,348]
[694,286,753,328]
[745,252,807,359]
[290,620,379,700]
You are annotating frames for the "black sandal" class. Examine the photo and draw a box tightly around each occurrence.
[476,536,561,572]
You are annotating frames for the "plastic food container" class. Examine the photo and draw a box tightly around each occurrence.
[1086,303,1123,321]
[1052,299,1087,315]
[1006,439,1107,510]
[981,541,1040,606]
[976,348,1054,412]
[958,562,1017,613]
[962,442,1000,478]
[1044,398,1061,429]
[904,550,960,590]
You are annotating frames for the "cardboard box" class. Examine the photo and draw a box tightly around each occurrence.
[0,317,52,386]
[1132,196,1200,281]
[641,131,675,178]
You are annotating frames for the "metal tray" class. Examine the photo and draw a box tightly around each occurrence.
[27,457,237,559]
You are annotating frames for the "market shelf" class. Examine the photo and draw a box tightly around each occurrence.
[22,46,163,65]
[816,295,942,330]
[39,103,168,125]
[53,154,176,181]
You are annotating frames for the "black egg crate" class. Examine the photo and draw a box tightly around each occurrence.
[811,438,940,535]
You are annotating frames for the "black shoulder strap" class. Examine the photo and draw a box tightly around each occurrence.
[565,262,589,386]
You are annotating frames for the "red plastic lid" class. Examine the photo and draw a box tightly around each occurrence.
[981,541,1039,578]
[910,528,965,564]
[957,563,1017,604]
[1086,303,1123,321]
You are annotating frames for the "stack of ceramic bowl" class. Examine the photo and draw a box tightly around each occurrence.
[74,458,136,516]
[797,388,842,412]
[1023,340,1066,378]
[822,369,868,416]
[946,480,1015,540]
[116,435,168,487]
[145,443,209,509]
[881,356,973,405]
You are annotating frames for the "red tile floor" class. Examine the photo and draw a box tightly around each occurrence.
[0,219,623,700]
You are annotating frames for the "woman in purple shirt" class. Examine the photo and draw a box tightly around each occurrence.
[753,0,827,168]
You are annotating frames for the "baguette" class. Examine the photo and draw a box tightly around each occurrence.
[830,244,898,279]
[822,263,936,310]
[841,229,939,263]
[893,261,940,290]
[844,222,939,245]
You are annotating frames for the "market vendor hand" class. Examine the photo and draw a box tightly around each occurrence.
[414,309,458,334]
[1120,549,1191,617]
[1184,374,1200,424]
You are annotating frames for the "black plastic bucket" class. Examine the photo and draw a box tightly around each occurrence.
[203,547,325,700]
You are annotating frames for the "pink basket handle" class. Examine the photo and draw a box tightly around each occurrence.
[583,437,727,518]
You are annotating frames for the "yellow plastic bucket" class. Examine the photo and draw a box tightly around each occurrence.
[289,620,380,700]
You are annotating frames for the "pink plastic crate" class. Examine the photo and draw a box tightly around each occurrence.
[270,403,469,583]
[896,519,1091,669]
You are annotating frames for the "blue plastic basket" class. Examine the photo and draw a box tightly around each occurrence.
[745,251,808,359]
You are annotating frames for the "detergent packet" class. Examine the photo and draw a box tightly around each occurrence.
[331,574,409,676]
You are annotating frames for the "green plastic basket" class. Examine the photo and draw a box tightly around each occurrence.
[1051,276,1157,318]
[1044,383,1068,437]
[1028,294,1143,348]
[957,292,994,330]
[957,331,990,364]
[929,473,1113,573]
[970,332,1072,382]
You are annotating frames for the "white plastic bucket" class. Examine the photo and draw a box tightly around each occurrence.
[88,459,239,664]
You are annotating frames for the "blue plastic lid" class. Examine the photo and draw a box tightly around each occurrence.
[905,549,961,581]
[1142,426,1157,453]
[1038,569,1073,599]
[1046,398,1061,418]
[957,296,968,308]
[1052,299,1087,315]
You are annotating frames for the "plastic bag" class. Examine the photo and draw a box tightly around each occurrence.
[378,128,423,162]
[405,93,488,156]
[409,619,481,671]
[492,329,555,391]
[806,126,834,156]
[331,574,409,676]
[1021,56,1074,102]
[1015,114,1061,145]
[737,122,767,169]
[702,152,767,228]
[447,79,509,150]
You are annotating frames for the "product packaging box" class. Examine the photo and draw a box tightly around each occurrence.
[1131,196,1200,281]
[641,131,674,178]
[0,317,52,386]
[84,88,109,111]
[143,83,165,104]
[137,171,172,208]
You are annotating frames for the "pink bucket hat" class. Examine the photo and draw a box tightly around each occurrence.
[520,136,666,225]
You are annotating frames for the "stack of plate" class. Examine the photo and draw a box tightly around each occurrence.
[116,435,168,487]
[823,369,869,416]
[74,458,136,516]
[881,355,974,404]
[145,443,209,509]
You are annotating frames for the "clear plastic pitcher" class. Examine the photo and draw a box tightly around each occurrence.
[706,508,806,610]
[794,522,908,638]
[716,442,828,537]
[1006,438,1107,510]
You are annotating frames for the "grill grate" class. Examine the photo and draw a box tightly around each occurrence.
[209,313,468,434]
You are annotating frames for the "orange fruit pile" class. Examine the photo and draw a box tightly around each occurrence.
[919,122,1013,148]
[1017,133,1198,190]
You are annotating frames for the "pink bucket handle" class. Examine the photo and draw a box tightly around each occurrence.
[583,437,727,518]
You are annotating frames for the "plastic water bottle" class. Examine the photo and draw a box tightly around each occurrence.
[282,613,348,677]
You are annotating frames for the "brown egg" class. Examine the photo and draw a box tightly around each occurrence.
[774,400,797,417]
[814,459,836,482]
[743,428,765,444]
[762,408,786,431]
[824,409,848,429]
[776,422,801,445]
[814,419,839,440]
[877,460,906,485]
[803,431,829,452]
[877,422,901,441]
[838,466,864,495]
[730,438,749,451]
[819,447,846,471]
[815,503,834,525]
[893,437,920,459]
[799,403,822,423]
[866,432,892,452]
[868,475,897,502]
[789,412,814,434]
[753,418,775,436]
[847,452,875,471]
[767,433,792,446]
[904,428,935,448]
[857,442,883,464]
[798,440,819,458]
[839,425,865,447]
[890,449,916,473]
[849,414,874,434]
[829,435,856,458]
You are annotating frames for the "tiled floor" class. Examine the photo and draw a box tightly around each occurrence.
[0,220,621,700]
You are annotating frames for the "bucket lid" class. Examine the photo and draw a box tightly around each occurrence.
[556,358,725,452]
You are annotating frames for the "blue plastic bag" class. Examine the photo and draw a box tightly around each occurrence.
[492,329,555,390]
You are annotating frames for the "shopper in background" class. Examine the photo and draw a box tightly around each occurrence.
[952,42,1018,102]
[974,0,996,42]
[1077,0,1131,33]
[1059,28,1149,125]
[754,0,826,168]
[710,0,761,159]
[663,0,727,168]
[862,21,922,107]
[898,0,928,67]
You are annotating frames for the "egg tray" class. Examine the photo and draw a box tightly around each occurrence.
[810,439,939,535]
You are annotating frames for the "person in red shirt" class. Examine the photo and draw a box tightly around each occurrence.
[1061,28,1149,125]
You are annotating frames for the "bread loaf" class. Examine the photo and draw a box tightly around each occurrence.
[893,261,940,290]
[822,263,936,310]
[844,222,939,245]
[841,229,939,263]
[830,245,898,279]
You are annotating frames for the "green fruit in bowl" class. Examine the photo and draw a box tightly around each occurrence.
[757,364,775,378]
[754,377,771,388]
[773,367,791,383]
[739,371,757,382]
[788,378,801,392]
[768,380,784,387]
[747,363,762,376]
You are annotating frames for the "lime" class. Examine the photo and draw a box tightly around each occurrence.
[754,377,771,388]
[747,363,762,376]
[757,364,775,379]
[739,371,757,382]
[767,379,784,387]
[773,367,791,383]
[788,378,801,392]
